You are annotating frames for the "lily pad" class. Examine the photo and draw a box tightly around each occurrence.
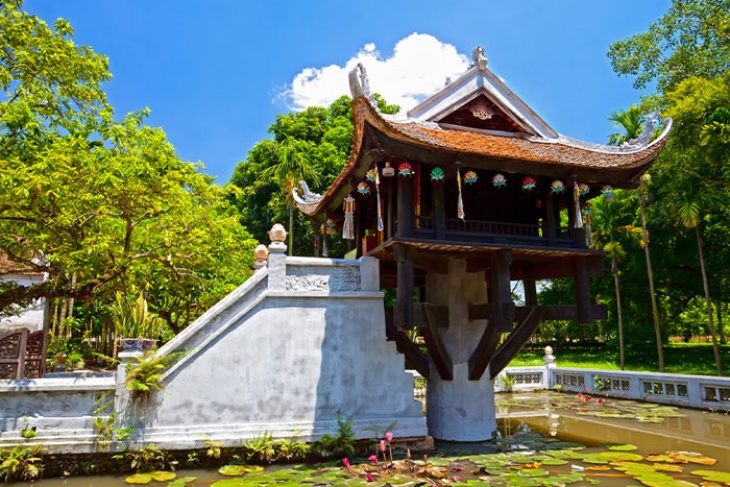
[218,465,250,477]
[150,471,176,482]
[125,473,152,485]
[607,444,638,451]
[668,452,716,465]
[210,480,247,487]
[690,470,730,483]
[653,464,683,473]
[166,476,197,487]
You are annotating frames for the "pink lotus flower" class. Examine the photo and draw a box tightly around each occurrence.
[597,398,604,403]
[368,454,378,465]
[454,476,462,482]
[366,474,375,482]
[342,457,350,470]
[424,454,428,463]
[380,439,386,452]
[385,431,393,443]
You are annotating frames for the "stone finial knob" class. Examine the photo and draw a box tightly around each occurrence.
[268,223,288,243]
[254,244,269,260]
[544,345,556,365]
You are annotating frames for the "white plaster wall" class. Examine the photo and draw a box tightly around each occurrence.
[0,274,47,332]
[132,259,427,449]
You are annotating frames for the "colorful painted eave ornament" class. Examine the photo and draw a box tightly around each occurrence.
[602,185,615,201]
[430,166,445,182]
[550,179,565,194]
[398,162,413,177]
[464,170,478,184]
[325,219,338,235]
[366,169,377,182]
[522,176,537,191]
[578,183,590,196]
[357,181,370,195]
[492,173,507,188]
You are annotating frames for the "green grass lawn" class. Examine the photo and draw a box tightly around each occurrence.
[508,342,729,376]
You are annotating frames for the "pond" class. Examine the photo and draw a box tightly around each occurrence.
[29,391,730,487]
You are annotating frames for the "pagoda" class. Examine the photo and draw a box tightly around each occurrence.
[294,47,671,441]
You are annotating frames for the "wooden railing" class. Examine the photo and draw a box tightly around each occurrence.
[410,216,576,248]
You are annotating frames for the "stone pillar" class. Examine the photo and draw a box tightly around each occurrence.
[115,349,144,430]
[425,259,497,441]
[543,345,556,389]
[267,223,288,290]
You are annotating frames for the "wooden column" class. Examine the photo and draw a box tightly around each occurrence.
[573,256,591,324]
[394,244,414,331]
[544,193,557,245]
[524,278,538,306]
[432,181,446,240]
[490,250,514,333]
[396,171,414,238]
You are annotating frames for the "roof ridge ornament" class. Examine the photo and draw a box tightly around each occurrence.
[470,46,488,71]
[621,111,664,149]
[348,63,373,101]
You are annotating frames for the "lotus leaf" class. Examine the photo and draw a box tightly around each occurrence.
[210,479,247,487]
[218,465,250,476]
[607,444,638,451]
[500,473,548,487]
[125,473,152,485]
[166,476,197,487]
[690,470,730,483]
[645,454,682,463]
[666,452,716,465]
[653,464,683,473]
[518,467,550,477]
[150,471,176,482]
[636,473,697,487]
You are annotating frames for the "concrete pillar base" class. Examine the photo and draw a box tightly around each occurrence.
[426,363,497,441]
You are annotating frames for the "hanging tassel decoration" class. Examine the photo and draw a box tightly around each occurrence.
[375,163,384,232]
[342,194,355,240]
[573,181,583,229]
[456,164,465,220]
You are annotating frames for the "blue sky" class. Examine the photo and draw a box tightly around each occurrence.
[24,1,671,184]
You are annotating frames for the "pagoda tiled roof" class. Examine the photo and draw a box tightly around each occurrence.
[295,95,671,217]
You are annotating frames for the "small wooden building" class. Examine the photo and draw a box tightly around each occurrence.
[295,48,670,440]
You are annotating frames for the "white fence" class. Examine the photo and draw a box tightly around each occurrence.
[493,347,730,412]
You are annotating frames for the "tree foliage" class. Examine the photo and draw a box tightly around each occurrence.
[230,95,399,256]
[0,2,256,334]
[607,0,730,92]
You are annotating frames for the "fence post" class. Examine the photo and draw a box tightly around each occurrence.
[267,224,288,291]
[543,346,556,389]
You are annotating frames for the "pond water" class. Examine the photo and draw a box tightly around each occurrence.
[29,391,730,486]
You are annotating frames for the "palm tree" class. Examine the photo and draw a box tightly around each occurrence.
[608,104,645,145]
[590,197,644,370]
[673,181,724,376]
[262,136,320,255]
[608,105,664,371]
[637,174,665,372]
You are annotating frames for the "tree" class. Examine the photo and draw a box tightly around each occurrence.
[230,95,399,256]
[607,0,730,93]
[671,179,724,375]
[590,196,644,370]
[607,105,665,372]
[608,104,645,145]
[0,2,257,334]
[261,136,320,255]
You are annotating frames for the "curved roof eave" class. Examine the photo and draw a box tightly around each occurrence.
[296,96,671,217]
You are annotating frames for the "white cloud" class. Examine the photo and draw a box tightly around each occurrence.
[279,33,470,114]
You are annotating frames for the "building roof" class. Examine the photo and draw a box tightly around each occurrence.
[295,49,671,218]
